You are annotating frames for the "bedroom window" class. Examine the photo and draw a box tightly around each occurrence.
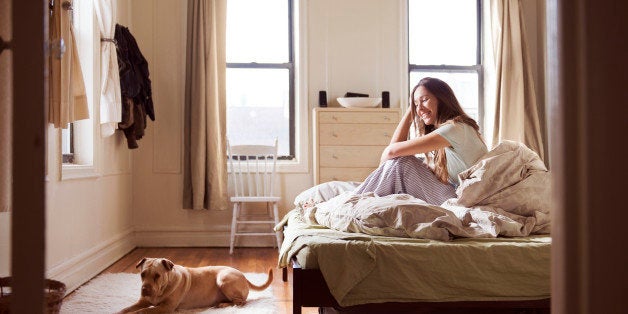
[61,125,74,163]
[408,0,482,124]
[226,0,294,159]
[61,0,97,178]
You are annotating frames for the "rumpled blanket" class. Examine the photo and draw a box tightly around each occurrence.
[275,141,551,306]
[304,141,550,240]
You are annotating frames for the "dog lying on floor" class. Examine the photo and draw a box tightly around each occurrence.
[116,257,273,313]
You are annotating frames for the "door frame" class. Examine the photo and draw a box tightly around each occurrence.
[11,0,47,312]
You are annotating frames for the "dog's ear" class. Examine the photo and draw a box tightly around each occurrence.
[161,259,175,271]
[136,257,147,269]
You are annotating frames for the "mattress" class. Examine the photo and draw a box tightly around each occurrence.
[279,209,551,307]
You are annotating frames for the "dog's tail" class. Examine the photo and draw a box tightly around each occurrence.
[247,268,273,291]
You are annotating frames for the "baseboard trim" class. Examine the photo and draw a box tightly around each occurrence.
[45,228,276,293]
[134,229,278,247]
[46,228,136,293]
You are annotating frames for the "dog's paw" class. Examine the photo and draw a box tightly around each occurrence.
[231,298,246,306]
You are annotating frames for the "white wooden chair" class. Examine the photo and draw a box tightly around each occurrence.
[227,139,282,254]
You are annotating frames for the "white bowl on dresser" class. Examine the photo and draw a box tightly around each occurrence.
[336,97,382,108]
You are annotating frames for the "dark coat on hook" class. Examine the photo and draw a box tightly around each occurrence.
[115,23,155,149]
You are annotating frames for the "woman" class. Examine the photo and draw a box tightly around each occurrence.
[354,77,488,205]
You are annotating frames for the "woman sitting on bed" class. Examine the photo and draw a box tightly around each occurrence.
[354,77,488,205]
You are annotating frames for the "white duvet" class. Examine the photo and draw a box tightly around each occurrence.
[303,141,551,241]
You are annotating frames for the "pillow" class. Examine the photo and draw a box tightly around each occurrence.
[294,181,361,208]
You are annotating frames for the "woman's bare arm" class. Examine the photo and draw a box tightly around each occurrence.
[389,108,413,144]
[380,131,450,163]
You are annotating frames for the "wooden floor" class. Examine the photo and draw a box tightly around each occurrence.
[64,247,317,313]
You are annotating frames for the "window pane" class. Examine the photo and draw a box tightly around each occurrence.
[227,0,289,63]
[409,71,479,122]
[62,126,71,155]
[409,0,477,65]
[226,68,290,156]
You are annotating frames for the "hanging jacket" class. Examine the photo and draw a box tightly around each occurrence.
[114,23,155,149]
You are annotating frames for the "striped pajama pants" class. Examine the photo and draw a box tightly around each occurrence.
[354,156,457,205]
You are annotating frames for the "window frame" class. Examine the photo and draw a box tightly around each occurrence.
[61,124,74,164]
[407,0,484,131]
[226,0,295,160]
[60,0,100,180]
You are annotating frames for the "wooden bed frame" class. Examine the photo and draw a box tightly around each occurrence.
[283,259,550,314]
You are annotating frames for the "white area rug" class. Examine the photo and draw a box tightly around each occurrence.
[61,272,276,314]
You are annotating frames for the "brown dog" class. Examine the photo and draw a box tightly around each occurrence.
[117,257,273,313]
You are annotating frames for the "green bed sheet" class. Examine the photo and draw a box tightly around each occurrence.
[278,209,551,307]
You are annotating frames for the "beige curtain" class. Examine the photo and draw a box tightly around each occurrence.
[49,0,89,128]
[0,0,10,212]
[94,0,121,137]
[183,0,228,210]
[487,0,545,161]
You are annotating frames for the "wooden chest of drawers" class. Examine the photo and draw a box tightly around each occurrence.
[313,107,401,184]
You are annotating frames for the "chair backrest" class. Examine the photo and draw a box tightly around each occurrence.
[227,139,278,198]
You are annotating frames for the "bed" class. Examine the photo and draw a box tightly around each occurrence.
[277,141,552,313]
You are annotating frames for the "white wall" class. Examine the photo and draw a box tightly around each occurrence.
[129,0,406,247]
[0,132,134,292]
[308,0,406,108]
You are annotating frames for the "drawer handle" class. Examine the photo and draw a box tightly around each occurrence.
[383,116,390,121]
[332,132,338,137]
[332,116,338,121]
[332,177,338,180]
[332,154,338,159]
[383,132,390,137]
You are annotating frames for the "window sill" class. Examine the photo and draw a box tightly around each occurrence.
[61,164,100,180]
[276,158,308,173]
[228,158,308,174]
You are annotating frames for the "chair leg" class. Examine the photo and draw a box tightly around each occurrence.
[230,202,239,255]
[272,202,282,249]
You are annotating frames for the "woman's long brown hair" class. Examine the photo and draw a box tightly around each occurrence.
[409,77,482,183]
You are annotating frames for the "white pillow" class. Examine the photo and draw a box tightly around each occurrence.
[294,181,361,208]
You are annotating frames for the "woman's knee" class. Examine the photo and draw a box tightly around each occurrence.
[396,155,420,162]
[389,156,424,168]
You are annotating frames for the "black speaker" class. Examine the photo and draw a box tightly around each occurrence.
[319,91,327,107]
[382,91,390,108]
